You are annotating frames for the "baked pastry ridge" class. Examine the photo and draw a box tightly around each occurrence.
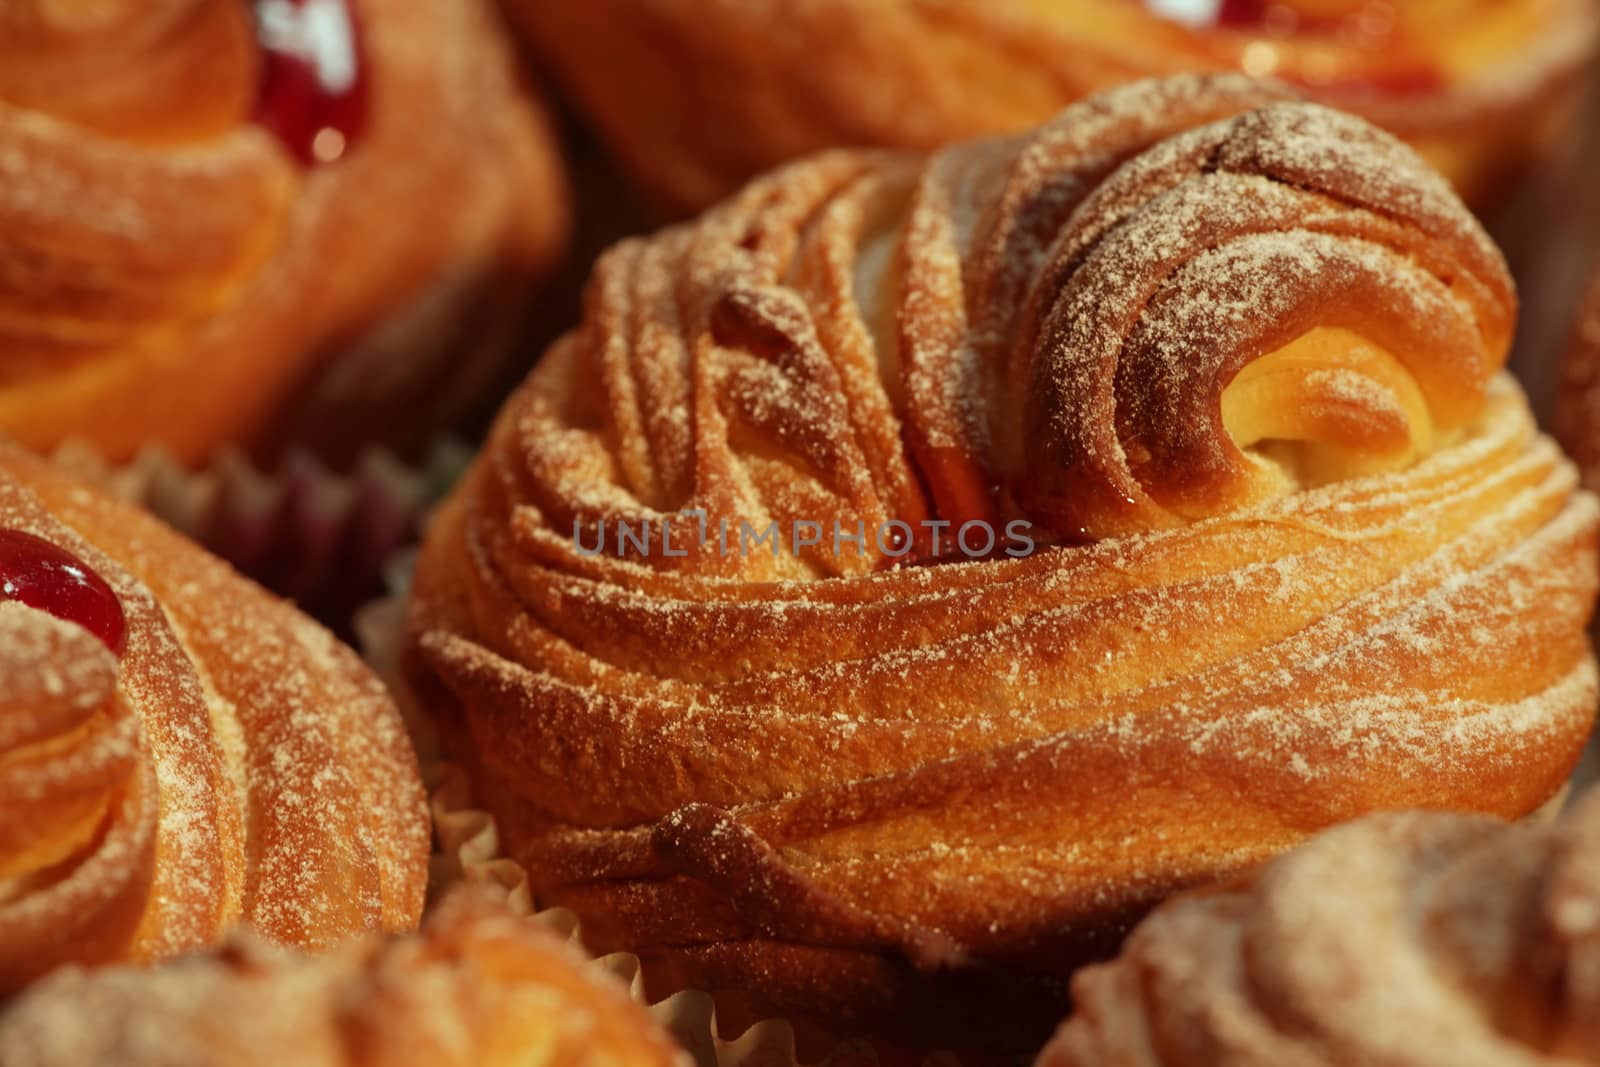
[406,74,1600,1049]
[510,0,1599,213]
[0,889,689,1067]
[0,443,429,993]
[0,0,570,465]
[1040,785,1600,1066]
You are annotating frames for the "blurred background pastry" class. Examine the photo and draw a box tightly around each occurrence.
[0,889,688,1067]
[0,0,574,628]
[1558,266,1600,488]
[504,0,1598,219]
[0,0,570,468]
[1041,786,1600,1065]
[1508,71,1600,422]
[403,76,1600,1051]
[0,442,428,993]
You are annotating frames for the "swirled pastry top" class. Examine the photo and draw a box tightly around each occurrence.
[0,889,688,1067]
[512,0,1599,212]
[0,442,428,994]
[406,76,1599,1049]
[1042,787,1600,1066]
[0,0,569,465]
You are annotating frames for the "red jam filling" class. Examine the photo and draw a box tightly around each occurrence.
[250,0,368,165]
[0,529,127,655]
[1217,0,1275,27]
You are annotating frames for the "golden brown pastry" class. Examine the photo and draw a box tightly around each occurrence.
[1040,787,1600,1066]
[404,75,1599,1051]
[510,0,1598,216]
[0,0,570,467]
[1558,269,1600,488]
[0,442,428,994]
[0,889,688,1067]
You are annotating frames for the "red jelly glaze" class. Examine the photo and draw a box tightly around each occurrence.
[251,0,368,165]
[1217,0,1273,26]
[0,530,127,656]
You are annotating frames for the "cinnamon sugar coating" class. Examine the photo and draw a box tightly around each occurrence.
[405,76,1599,1051]
[0,444,428,993]
[507,0,1598,214]
[0,889,686,1067]
[0,0,569,465]
[1041,787,1600,1066]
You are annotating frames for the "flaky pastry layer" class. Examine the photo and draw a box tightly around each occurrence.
[0,889,686,1067]
[509,0,1598,213]
[1042,787,1600,1065]
[0,444,428,992]
[406,76,1599,1050]
[0,0,570,464]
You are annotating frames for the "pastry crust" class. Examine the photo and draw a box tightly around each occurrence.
[509,0,1597,215]
[405,76,1600,1050]
[0,443,428,993]
[0,0,571,466]
[0,889,688,1067]
[1040,787,1600,1065]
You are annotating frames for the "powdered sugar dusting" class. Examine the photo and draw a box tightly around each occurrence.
[0,444,426,990]
[405,75,1595,1042]
[0,890,686,1066]
[1044,787,1600,1065]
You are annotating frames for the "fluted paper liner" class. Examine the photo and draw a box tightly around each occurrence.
[50,440,471,635]
[354,595,950,1067]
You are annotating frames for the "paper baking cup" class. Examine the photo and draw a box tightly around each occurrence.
[355,595,933,1067]
[51,440,471,637]
[430,767,896,1067]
